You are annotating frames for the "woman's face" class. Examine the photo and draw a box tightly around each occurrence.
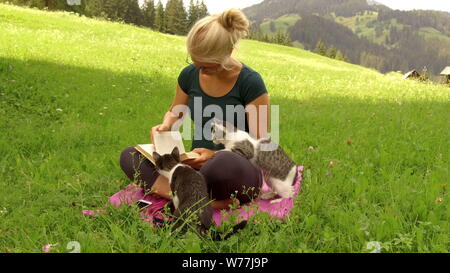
[187,55,230,74]
[193,61,224,74]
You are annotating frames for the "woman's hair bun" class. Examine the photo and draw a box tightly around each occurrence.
[218,8,250,35]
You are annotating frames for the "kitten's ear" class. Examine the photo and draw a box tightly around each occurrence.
[212,118,226,130]
[171,146,180,162]
[212,118,223,129]
[223,119,236,132]
[210,119,216,133]
[152,152,162,169]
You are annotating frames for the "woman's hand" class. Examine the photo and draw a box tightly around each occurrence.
[150,123,170,144]
[184,148,216,169]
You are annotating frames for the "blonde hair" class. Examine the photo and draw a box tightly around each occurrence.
[186,8,250,70]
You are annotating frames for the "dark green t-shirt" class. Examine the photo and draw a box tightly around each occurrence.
[177,62,268,151]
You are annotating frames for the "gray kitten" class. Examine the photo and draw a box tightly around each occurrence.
[210,118,298,203]
[152,147,247,240]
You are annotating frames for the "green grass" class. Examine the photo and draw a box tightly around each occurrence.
[333,11,379,31]
[334,12,401,47]
[259,14,304,48]
[0,4,449,253]
[260,14,301,35]
[418,27,450,43]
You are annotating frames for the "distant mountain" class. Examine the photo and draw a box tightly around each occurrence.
[366,0,383,6]
[243,0,388,24]
[243,0,450,77]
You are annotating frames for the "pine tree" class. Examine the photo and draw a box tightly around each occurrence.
[154,0,166,32]
[314,40,327,56]
[273,31,291,46]
[165,0,176,34]
[175,0,188,35]
[197,0,208,18]
[166,0,187,35]
[85,0,106,18]
[142,0,156,28]
[326,45,337,59]
[121,0,143,26]
[282,32,292,46]
[335,50,345,61]
[102,0,121,21]
[187,0,199,30]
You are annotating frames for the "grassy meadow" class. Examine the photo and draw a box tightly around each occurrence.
[0,4,449,253]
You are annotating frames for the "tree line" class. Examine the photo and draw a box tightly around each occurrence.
[2,0,295,48]
[314,40,349,62]
[378,9,450,35]
[248,27,292,47]
[0,0,209,35]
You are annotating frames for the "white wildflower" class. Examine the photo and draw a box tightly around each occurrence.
[366,241,381,253]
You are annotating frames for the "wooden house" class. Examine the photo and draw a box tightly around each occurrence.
[440,67,450,84]
[403,70,420,80]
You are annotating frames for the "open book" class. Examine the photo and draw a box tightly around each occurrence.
[135,131,199,165]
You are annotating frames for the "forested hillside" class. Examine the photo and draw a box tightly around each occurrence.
[244,0,450,77]
[0,0,208,35]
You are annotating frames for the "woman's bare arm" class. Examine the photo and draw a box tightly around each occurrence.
[151,84,189,142]
[246,93,270,139]
[166,84,190,126]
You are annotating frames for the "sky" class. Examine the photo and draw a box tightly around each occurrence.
[142,0,450,14]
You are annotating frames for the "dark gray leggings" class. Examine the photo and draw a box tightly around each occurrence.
[119,147,263,204]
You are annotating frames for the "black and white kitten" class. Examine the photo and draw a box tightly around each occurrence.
[210,118,298,203]
[152,147,247,240]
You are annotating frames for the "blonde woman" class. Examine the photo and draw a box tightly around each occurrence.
[120,8,270,210]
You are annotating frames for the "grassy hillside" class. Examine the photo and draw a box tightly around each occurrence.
[260,14,301,34]
[419,27,450,43]
[334,12,390,45]
[259,14,304,48]
[0,4,449,253]
[334,12,450,47]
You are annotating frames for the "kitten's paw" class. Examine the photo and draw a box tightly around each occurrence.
[260,192,277,200]
[270,198,284,204]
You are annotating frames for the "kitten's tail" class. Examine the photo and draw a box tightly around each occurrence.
[208,220,248,241]
[290,165,299,186]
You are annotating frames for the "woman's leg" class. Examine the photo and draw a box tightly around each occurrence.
[120,147,262,208]
[199,151,263,206]
[119,146,171,199]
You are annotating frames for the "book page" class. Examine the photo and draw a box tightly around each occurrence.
[135,144,156,164]
[153,131,186,155]
[135,142,200,163]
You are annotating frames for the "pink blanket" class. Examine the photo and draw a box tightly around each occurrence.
[83,166,303,226]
